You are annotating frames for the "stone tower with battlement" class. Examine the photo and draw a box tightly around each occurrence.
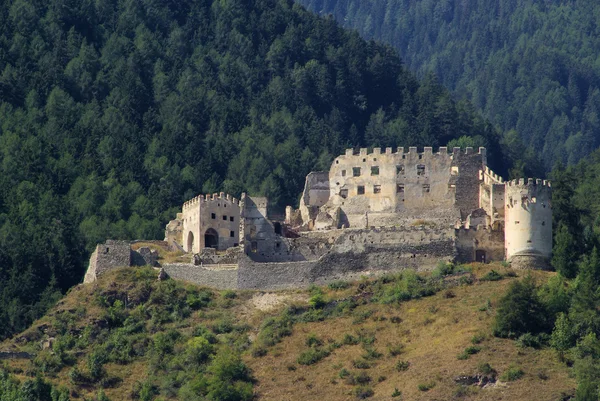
[504,178,552,269]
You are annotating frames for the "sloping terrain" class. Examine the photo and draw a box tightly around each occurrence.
[0,264,574,400]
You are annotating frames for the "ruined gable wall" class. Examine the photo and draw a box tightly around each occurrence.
[83,240,132,283]
[452,147,487,220]
[299,172,330,225]
[455,227,505,263]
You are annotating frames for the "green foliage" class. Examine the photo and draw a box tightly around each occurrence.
[499,366,524,382]
[328,281,350,291]
[481,270,503,282]
[395,361,409,372]
[552,223,579,278]
[477,362,495,376]
[299,0,600,171]
[0,370,70,401]
[493,275,549,338]
[391,387,402,397]
[297,347,331,365]
[417,381,436,391]
[353,385,374,399]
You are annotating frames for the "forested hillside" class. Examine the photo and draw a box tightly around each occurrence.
[297,0,600,170]
[0,0,518,339]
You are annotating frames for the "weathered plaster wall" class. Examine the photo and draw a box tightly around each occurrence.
[504,179,552,262]
[182,193,240,253]
[299,172,330,226]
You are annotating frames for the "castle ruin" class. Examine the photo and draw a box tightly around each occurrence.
[85,147,552,288]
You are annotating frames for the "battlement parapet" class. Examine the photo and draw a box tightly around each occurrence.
[183,192,241,210]
[340,147,487,159]
[505,178,551,188]
[483,166,504,183]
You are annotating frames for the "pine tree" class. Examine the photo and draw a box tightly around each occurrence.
[552,222,579,278]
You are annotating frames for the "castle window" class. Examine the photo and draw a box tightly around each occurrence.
[423,184,430,193]
[418,154,423,160]
[373,185,381,194]
[336,160,339,164]
[223,215,227,220]
[340,189,348,199]
[371,166,379,176]
[397,184,404,193]
[515,221,520,224]
[211,213,216,219]
[451,166,459,176]
[373,158,377,161]
[417,165,426,176]
[357,185,365,195]
[230,216,234,222]
[542,221,545,226]
[230,231,235,237]
[341,170,346,177]
[362,158,366,162]
[251,241,258,252]
[353,167,361,177]
[402,155,406,159]
[276,242,281,248]
[396,165,404,174]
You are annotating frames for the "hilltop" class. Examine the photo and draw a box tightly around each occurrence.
[0,264,575,400]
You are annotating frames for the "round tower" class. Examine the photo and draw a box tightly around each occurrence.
[504,178,552,269]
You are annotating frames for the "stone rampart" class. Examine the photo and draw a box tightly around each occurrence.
[162,263,238,289]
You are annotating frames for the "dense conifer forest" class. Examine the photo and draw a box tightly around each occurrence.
[0,0,522,339]
[297,0,600,170]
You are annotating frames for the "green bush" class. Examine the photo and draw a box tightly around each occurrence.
[388,344,404,356]
[354,372,372,384]
[328,281,350,290]
[339,368,351,378]
[471,333,486,344]
[500,366,524,381]
[352,359,371,369]
[305,333,323,348]
[297,348,330,365]
[516,333,543,348]
[353,385,374,399]
[308,293,327,309]
[417,381,436,391]
[493,275,549,338]
[392,387,402,397]
[361,347,383,360]
[395,361,410,371]
[477,362,495,376]
[343,334,360,345]
[481,270,503,281]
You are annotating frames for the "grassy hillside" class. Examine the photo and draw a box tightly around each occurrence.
[0,265,575,400]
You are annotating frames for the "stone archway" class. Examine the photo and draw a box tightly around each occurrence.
[204,228,219,249]
[187,231,195,253]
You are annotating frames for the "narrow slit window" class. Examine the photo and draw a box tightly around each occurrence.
[223,215,227,221]
[397,184,404,193]
[352,167,361,177]
[371,166,379,176]
[423,184,430,193]
[373,185,381,194]
[341,169,346,177]
[417,164,425,176]
[211,213,216,219]
[357,185,365,195]
[230,231,235,237]
[230,216,234,222]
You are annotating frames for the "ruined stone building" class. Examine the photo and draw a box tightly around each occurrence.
[86,146,552,289]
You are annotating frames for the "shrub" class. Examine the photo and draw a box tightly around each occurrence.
[361,347,383,360]
[516,333,542,348]
[500,366,524,381]
[221,290,237,299]
[343,334,360,345]
[481,270,503,281]
[354,372,371,384]
[390,316,402,324]
[493,275,549,338]
[305,333,323,348]
[352,359,371,369]
[339,368,351,378]
[308,293,326,309]
[477,362,495,376]
[471,333,486,344]
[391,388,402,397]
[388,344,405,356]
[297,348,330,365]
[418,381,436,391]
[328,281,350,290]
[395,361,409,371]
[465,345,481,355]
[353,385,374,399]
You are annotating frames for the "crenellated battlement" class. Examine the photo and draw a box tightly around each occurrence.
[341,146,486,158]
[183,192,240,211]
[483,167,504,184]
[505,178,551,188]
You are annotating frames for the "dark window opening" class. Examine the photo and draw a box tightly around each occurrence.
[542,221,545,226]
[396,165,404,174]
[211,213,216,219]
[251,241,258,253]
[362,158,366,162]
[374,185,381,194]
[274,222,282,235]
[402,155,406,159]
[418,154,423,159]
[230,216,234,222]
[233,243,239,247]
[357,185,365,195]
[397,184,404,193]
[515,221,520,224]
[340,189,348,199]
[204,228,219,249]
[373,158,377,161]
[341,170,346,177]
[371,166,379,176]
[475,250,486,263]
[223,215,227,220]
[336,160,339,164]
[353,167,361,177]
[417,164,426,176]
[230,231,235,237]
[423,184,430,193]
[276,242,281,248]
